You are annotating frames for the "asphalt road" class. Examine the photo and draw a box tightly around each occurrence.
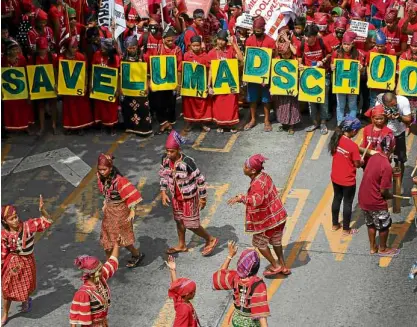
[1,107,417,327]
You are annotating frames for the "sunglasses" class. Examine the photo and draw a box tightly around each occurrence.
[70,17,77,21]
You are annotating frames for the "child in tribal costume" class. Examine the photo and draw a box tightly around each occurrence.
[228,154,290,276]
[159,130,218,256]
[165,256,200,327]
[96,154,145,268]
[69,239,121,327]
[1,196,52,326]
[213,242,270,327]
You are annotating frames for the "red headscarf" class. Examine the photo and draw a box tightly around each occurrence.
[314,12,328,25]
[165,130,186,150]
[245,154,268,171]
[97,153,113,168]
[168,278,196,300]
[253,17,266,29]
[36,9,48,21]
[342,31,357,44]
[126,6,138,22]
[36,37,48,49]
[74,255,103,281]
[364,104,385,118]
[1,205,17,223]
[334,17,348,29]
[351,6,366,19]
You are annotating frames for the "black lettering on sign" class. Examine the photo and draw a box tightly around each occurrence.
[108,95,114,101]
[138,90,146,97]
[230,87,237,94]
[317,97,322,102]
[196,90,204,97]
[286,89,295,96]
[76,89,83,95]
[387,82,391,89]
[350,88,355,94]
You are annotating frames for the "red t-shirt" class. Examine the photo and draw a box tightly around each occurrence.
[91,51,121,68]
[331,136,361,186]
[184,51,209,67]
[365,47,396,65]
[360,124,393,152]
[206,46,236,61]
[48,5,66,30]
[296,38,326,66]
[381,26,408,53]
[28,53,58,67]
[323,33,341,53]
[144,44,183,71]
[358,153,393,211]
[139,33,162,52]
[184,24,203,49]
[330,49,366,65]
[245,34,276,49]
[172,298,198,327]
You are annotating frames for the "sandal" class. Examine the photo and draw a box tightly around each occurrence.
[305,125,319,132]
[202,125,211,132]
[342,228,359,236]
[320,123,328,135]
[202,238,219,257]
[277,124,284,132]
[263,266,283,277]
[230,129,238,134]
[1,317,8,326]
[20,297,32,313]
[281,267,292,275]
[217,128,224,133]
[377,248,400,257]
[244,121,256,131]
[166,247,189,255]
[264,124,272,132]
[332,224,341,232]
[288,128,295,135]
[126,253,145,268]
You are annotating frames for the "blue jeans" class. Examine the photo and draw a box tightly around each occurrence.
[369,89,379,108]
[336,94,358,125]
[308,76,330,123]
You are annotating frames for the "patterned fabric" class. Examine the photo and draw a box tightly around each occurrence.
[363,210,392,230]
[70,257,118,326]
[274,95,301,126]
[242,172,287,233]
[16,13,34,56]
[159,154,207,200]
[28,26,56,53]
[212,270,270,319]
[232,311,261,327]
[121,96,152,136]
[252,223,286,249]
[237,250,260,278]
[172,196,200,229]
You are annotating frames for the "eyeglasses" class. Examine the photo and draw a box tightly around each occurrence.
[70,17,77,21]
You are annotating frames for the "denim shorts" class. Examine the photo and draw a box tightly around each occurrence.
[247,83,271,104]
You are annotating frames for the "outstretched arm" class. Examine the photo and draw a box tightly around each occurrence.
[165,255,178,282]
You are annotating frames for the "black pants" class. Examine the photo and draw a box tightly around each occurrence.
[332,182,356,230]
[148,90,176,126]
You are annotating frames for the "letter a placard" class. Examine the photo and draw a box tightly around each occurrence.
[243,47,272,84]
[26,64,57,100]
[211,59,240,95]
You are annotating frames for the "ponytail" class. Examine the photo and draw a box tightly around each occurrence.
[328,127,343,155]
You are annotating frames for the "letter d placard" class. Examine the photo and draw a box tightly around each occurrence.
[243,47,272,84]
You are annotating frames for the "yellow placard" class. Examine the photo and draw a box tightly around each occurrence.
[181,62,207,98]
[26,64,57,100]
[211,59,240,95]
[121,62,147,97]
[90,65,118,102]
[332,59,360,95]
[1,67,29,100]
[58,60,86,96]
[398,59,417,97]
[270,59,298,96]
[298,67,326,103]
[242,46,272,84]
[150,55,178,91]
[367,52,396,90]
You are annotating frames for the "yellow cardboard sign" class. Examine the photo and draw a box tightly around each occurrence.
[26,64,57,100]
[270,59,298,96]
[397,59,417,97]
[332,59,360,95]
[211,59,240,95]
[121,62,147,97]
[58,60,86,96]
[181,62,207,98]
[1,67,29,100]
[298,67,326,103]
[90,65,118,102]
[150,55,178,91]
[367,52,396,90]
[242,47,272,84]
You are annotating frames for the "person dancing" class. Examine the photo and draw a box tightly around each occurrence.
[97,153,145,268]
[1,196,52,326]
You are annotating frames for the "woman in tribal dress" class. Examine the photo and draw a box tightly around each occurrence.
[1,196,52,326]
[69,238,121,327]
[121,35,153,137]
[96,153,145,268]
[212,242,270,327]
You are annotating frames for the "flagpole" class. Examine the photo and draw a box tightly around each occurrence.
[160,3,166,29]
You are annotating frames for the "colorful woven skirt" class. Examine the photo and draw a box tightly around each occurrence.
[231,311,261,327]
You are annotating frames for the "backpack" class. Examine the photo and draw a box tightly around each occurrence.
[175,26,197,54]
[300,37,326,65]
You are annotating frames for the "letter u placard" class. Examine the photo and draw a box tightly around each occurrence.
[150,55,178,91]
[26,64,57,100]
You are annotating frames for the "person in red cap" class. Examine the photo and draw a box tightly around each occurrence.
[330,31,365,125]
[243,16,276,133]
[59,36,94,135]
[358,135,400,257]
[159,130,218,256]
[165,256,200,327]
[228,154,290,276]
[1,39,34,133]
[1,197,52,325]
[400,2,417,36]
[323,17,347,52]
[69,237,121,327]
[28,9,56,55]
[29,36,59,135]
[119,4,140,55]
[381,8,408,55]
[303,0,317,26]
[212,242,270,326]
[96,153,145,267]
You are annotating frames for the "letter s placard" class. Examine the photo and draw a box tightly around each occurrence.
[1,67,29,100]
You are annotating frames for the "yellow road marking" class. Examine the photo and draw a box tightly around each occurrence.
[311,134,330,160]
[192,132,240,153]
[1,143,11,163]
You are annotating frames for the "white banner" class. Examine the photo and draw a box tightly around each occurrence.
[98,0,112,28]
[98,0,126,40]
[349,20,369,38]
[114,0,126,40]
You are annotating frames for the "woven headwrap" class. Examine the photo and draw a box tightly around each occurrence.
[124,35,138,48]
[245,154,268,171]
[74,255,103,281]
[384,8,398,24]
[1,205,17,223]
[97,153,113,168]
[237,249,260,278]
[334,17,347,29]
[342,31,357,44]
[165,130,187,150]
[168,278,196,301]
[364,104,385,118]
[253,17,266,29]
[340,116,361,132]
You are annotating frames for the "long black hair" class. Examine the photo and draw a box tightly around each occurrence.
[328,117,362,155]
[328,126,344,155]
[337,44,359,59]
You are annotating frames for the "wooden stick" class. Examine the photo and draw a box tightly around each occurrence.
[411,165,417,177]
[393,195,411,200]
[361,142,371,160]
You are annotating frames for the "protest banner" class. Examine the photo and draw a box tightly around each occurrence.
[1,67,29,100]
[367,52,396,90]
[98,0,112,28]
[185,0,213,18]
[398,59,417,97]
[131,0,149,18]
[349,20,369,38]
[150,55,178,91]
[58,60,86,96]
[332,59,360,95]
[243,47,273,84]
[236,13,254,29]
[298,67,325,103]
[270,59,298,96]
[26,64,57,100]
[121,62,147,97]
[181,62,208,98]
[211,59,239,95]
[90,65,118,102]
